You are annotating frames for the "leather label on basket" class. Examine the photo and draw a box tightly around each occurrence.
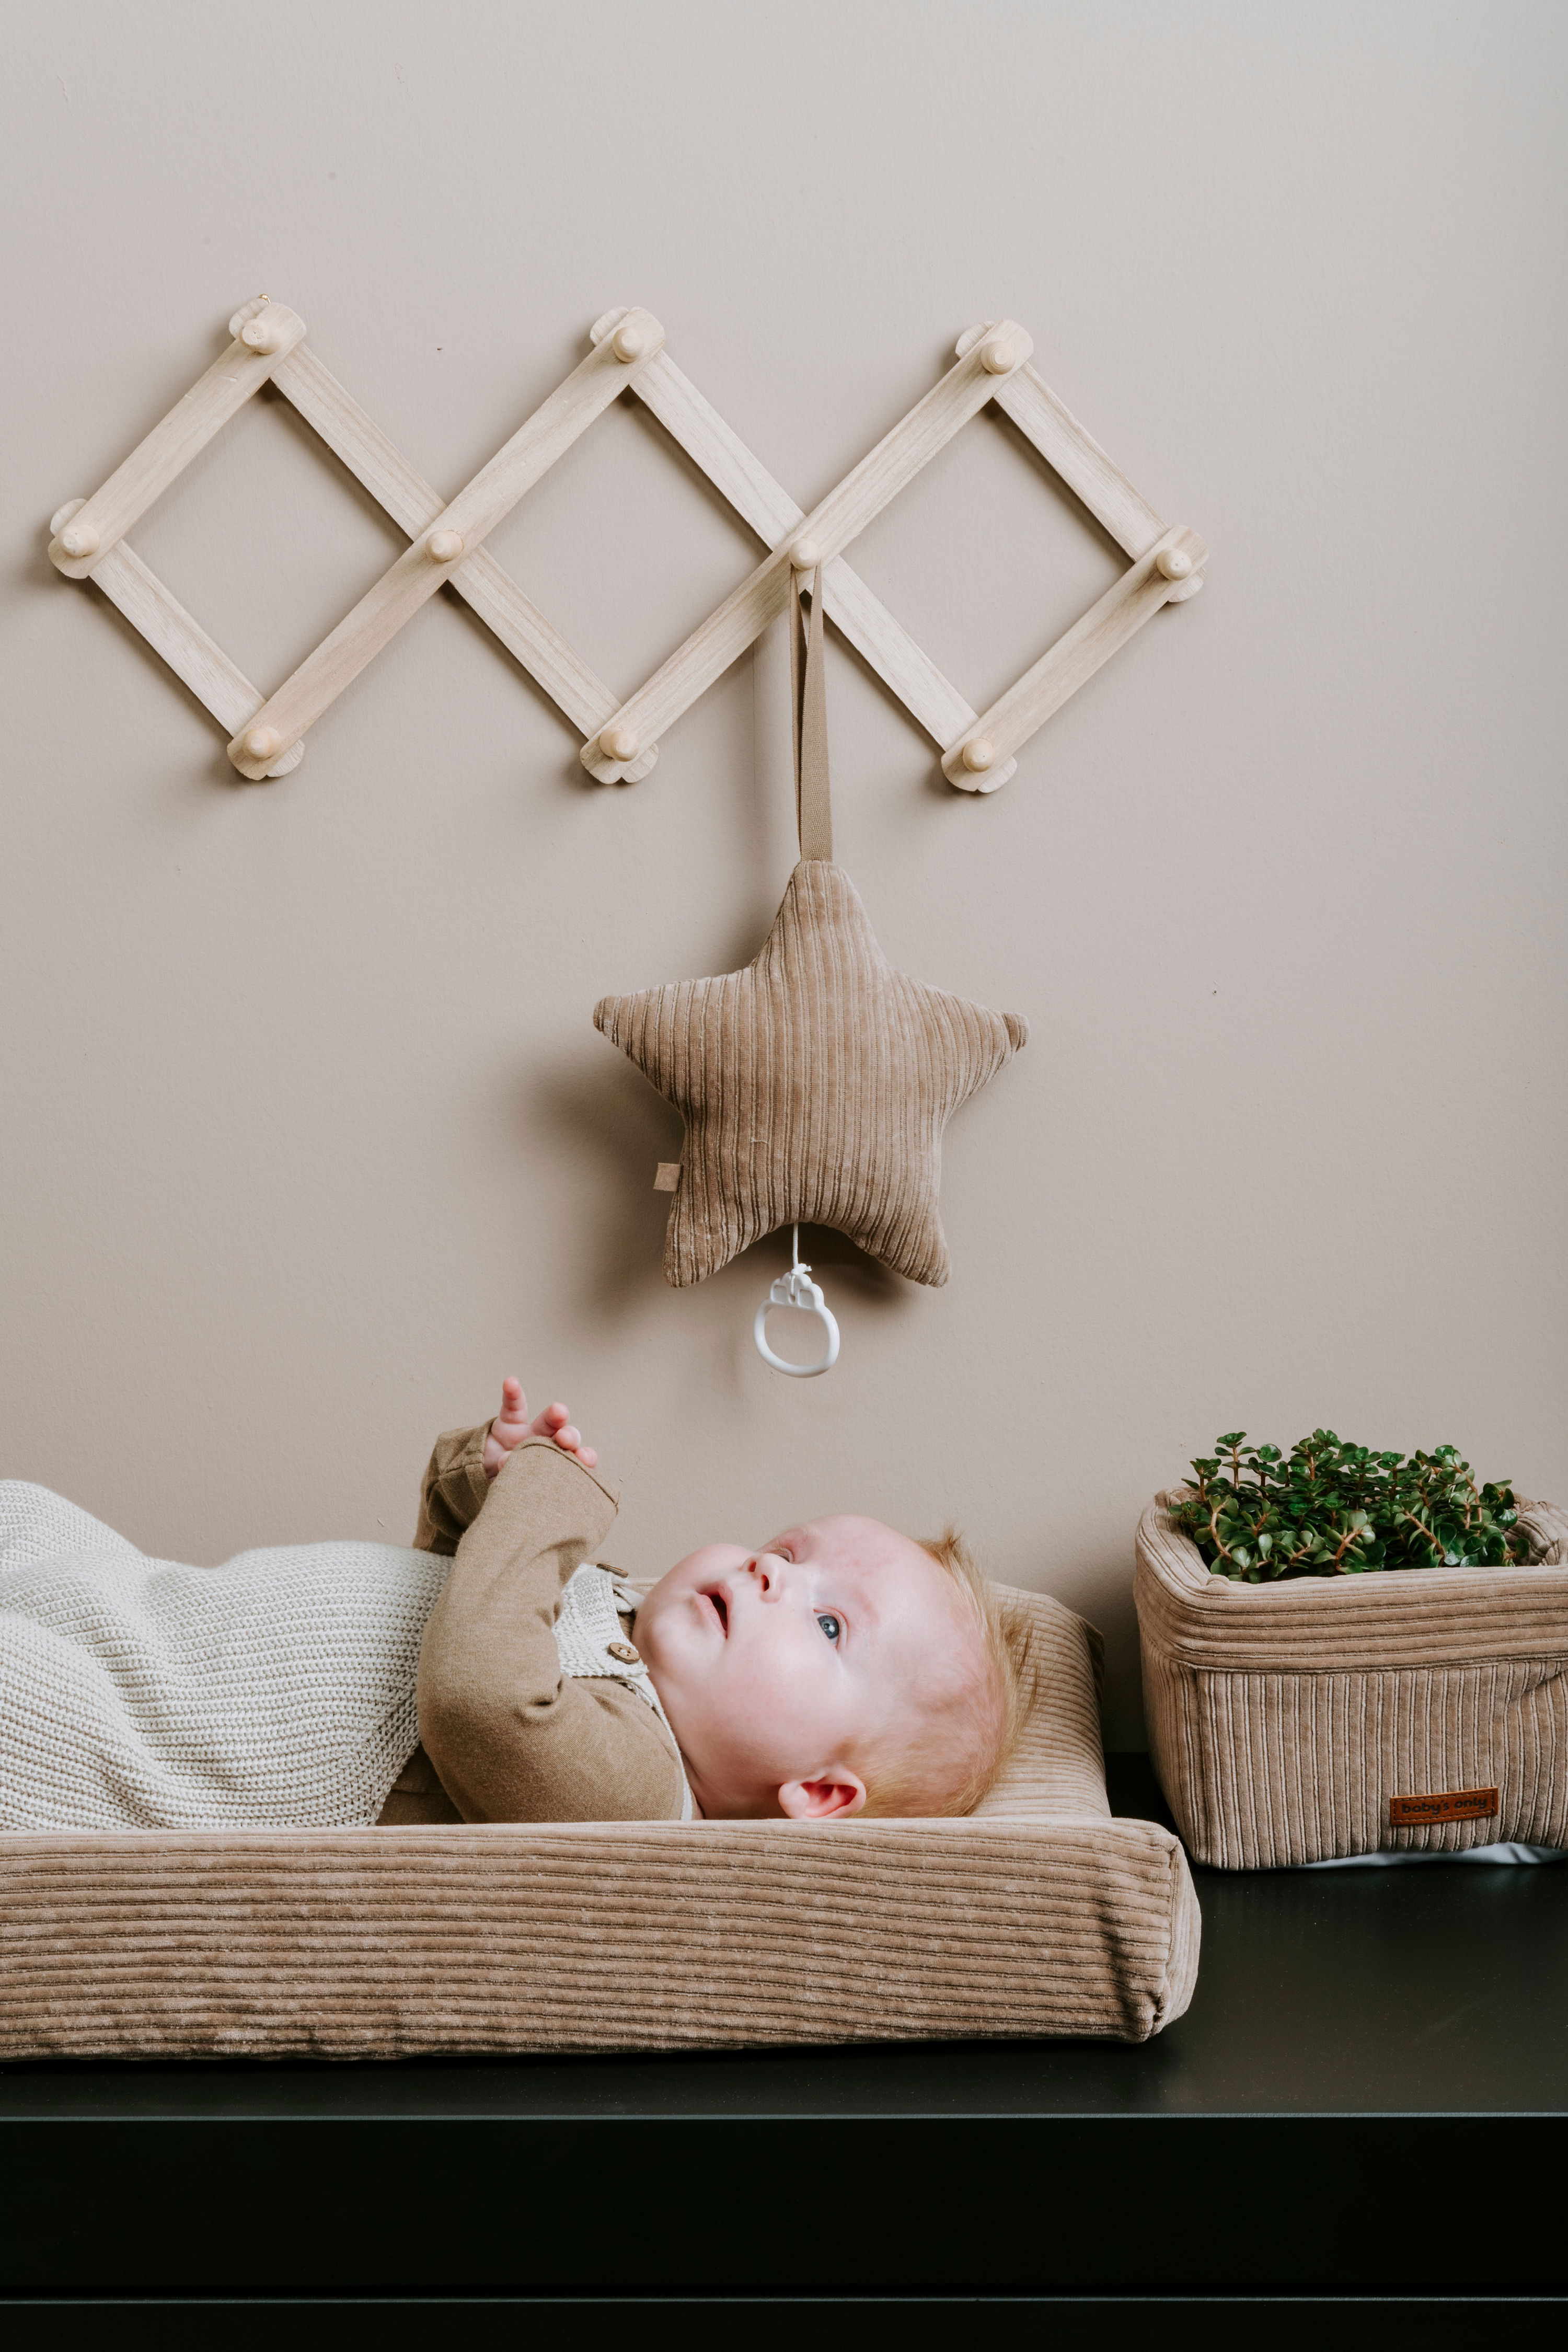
[1389,1786,1498,1827]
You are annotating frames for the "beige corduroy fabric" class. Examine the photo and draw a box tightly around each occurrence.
[1136,1490,1568,1869]
[0,1586,1200,2059]
[593,568,1026,1288]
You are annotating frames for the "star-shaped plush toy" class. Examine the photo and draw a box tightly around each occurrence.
[593,570,1027,1289]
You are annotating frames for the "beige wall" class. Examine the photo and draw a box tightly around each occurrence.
[3,2,1564,1743]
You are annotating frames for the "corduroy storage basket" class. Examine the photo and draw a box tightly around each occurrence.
[0,1586,1199,2059]
[1136,1494,1568,1869]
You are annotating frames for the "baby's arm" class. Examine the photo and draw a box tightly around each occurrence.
[416,1438,685,1822]
[413,1378,597,1555]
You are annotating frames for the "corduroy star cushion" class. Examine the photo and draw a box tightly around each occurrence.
[595,858,1027,1288]
[0,1585,1199,2058]
[593,563,1027,1289]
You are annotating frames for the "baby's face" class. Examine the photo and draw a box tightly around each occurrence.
[632,1515,971,1819]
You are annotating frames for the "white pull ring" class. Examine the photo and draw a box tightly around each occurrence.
[754,1229,840,1377]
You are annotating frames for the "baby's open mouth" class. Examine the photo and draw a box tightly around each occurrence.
[702,1589,729,1636]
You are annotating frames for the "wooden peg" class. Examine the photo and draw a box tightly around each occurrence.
[1156,547,1193,581]
[428,529,464,562]
[789,537,822,570]
[239,317,282,355]
[980,339,1016,375]
[56,520,100,560]
[961,737,995,773]
[600,724,639,762]
[611,324,645,363]
[243,725,281,762]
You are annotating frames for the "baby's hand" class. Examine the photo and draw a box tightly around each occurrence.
[482,1377,598,1478]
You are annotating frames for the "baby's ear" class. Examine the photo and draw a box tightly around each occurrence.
[777,1773,866,1820]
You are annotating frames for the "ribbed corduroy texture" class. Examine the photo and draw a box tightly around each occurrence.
[1136,1492,1568,1867]
[0,1586,1200,2058]
[594,860,1027,1288]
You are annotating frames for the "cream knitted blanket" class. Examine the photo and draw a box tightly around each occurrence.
[0,1481,447,1831]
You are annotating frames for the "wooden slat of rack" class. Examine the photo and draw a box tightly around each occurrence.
[274,346,657,778]
[804,322,1033,556]
[576,548,794,782]
[956,322,1167,561]
[622,336,1015,785]
[940,526,1207,782]
[228,310,666,777]
[994,367,1167,559]
[582,321,1033,780]
[49,497,300,775]
[820,562,1014,788]
[624,343,799,543]
[86,536,302,777]
[49,304,308,578]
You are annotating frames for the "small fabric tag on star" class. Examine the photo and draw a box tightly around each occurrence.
[653,1163,682,1193]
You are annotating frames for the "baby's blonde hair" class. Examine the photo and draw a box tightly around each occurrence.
[856,1527,1021,1819]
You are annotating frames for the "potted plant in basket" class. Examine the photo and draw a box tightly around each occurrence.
[1135,1431,1568,1867]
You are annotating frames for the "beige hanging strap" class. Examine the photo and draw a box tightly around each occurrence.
[788,564,833,862]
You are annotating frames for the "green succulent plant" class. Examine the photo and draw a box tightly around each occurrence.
[1171,1431,1530,1582]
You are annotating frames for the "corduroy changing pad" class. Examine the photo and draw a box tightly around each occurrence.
[1137,1492,1568,1869]
[0,1586,1197,2058]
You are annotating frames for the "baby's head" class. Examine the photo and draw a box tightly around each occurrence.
[632,1515,1018,1821]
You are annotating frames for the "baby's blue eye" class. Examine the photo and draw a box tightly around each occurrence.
[816,1612,842,1643]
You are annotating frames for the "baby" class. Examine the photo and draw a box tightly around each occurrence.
[389,1378,1018,1826]
[0,1381,1016,1830]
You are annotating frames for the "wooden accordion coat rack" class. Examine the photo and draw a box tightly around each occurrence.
[47,298,1207,787]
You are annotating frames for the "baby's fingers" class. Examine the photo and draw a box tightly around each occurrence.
[482,1377,533,1480]
[493,1377,530,1433]
[516,1397,597,1469]
[552,1425,597,1470]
